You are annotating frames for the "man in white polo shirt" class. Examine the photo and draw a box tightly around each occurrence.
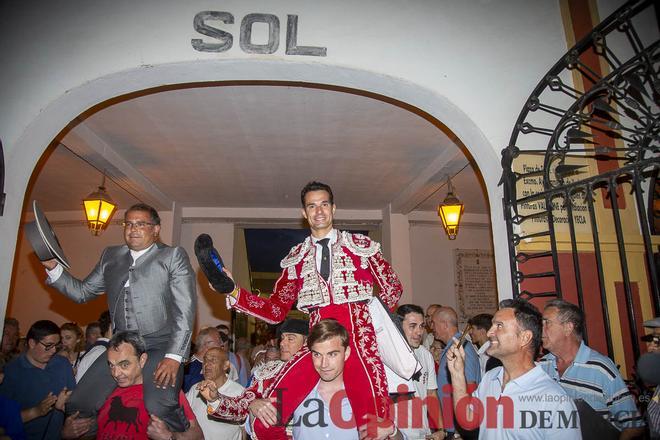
[447,299,580,439]
[394,304,443,439]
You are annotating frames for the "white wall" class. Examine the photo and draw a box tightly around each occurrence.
[409,222,495,313]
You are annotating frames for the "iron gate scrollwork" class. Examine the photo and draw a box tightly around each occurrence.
[501,0,659,362]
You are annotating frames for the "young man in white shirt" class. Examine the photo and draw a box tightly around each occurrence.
[292,319,405,440]
[75,311,112,383]
[395,304,444,439]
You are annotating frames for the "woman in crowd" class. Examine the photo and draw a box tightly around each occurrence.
[58,322,85,375]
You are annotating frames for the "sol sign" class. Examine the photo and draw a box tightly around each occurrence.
[192,12,327,56]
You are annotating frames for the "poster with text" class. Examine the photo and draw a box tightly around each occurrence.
[455,249,497,323]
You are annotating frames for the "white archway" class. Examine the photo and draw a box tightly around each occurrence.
[0,59,510,320]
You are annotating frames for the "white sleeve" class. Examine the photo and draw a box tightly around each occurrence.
[165,353,183,363]
[185,386,197,405]
[424,349,438,391]
[46,263,64,283]
[228,363,239,381]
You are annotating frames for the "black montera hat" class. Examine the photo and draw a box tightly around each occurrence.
[194,233,235,293]
[277,319,309,337]
[25,200,70,269]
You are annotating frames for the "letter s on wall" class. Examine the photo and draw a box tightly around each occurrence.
[192,11,234,52]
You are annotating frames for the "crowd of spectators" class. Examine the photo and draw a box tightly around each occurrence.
[0,300,658,439]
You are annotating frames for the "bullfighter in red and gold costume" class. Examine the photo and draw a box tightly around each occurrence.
[220,181,403,439]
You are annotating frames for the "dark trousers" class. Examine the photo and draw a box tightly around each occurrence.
[66,340,189,433]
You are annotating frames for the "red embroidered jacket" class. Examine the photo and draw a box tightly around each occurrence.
[231,231,402,321]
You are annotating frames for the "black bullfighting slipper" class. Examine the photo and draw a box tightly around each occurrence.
[194,233,235,293]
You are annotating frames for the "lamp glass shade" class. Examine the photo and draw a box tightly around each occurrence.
[438,193,464,240]
[83,187,117,236]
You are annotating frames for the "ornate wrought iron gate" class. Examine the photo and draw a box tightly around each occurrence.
[501,0,658,364]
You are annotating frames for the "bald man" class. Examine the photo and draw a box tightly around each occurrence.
[186,347,244,439]
[431,307,480,436]
[423,304,442,350]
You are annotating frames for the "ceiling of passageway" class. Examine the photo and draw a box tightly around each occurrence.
[27,84,488,217]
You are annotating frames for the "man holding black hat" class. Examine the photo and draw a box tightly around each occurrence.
[40,203,196,434]
[215,181,403,439]
[198,318,309,426]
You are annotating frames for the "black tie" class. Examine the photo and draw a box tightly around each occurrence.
[318,238,330,281]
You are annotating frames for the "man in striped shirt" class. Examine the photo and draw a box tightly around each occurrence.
[539,299,645,439]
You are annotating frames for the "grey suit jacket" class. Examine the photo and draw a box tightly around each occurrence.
[49,242,196,358]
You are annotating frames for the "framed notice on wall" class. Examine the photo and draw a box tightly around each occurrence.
[454,249,497,322]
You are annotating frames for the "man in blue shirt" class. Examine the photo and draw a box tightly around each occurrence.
[0,361,25,440]
[0,320,75,440]
[431,306,481,436]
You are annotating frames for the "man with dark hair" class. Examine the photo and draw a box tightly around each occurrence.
[218,181,403,439]
[84,321,101,352]
[447,299,580,438]
[395,304,442,439]
[41,203,197,433]
[299,181,334,206]
[0,320,75,439]
[76,311,113,382]
[95,331,202,440]
[468,313,501,376]
[539,299,645,438]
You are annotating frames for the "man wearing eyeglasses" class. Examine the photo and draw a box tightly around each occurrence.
[539,299,645,438]
[41,203,197,435]
[642,317,660,353]
[0,320,75,439]
[183,327,239,393]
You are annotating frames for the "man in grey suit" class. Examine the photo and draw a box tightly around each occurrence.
[42,203,196,433]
